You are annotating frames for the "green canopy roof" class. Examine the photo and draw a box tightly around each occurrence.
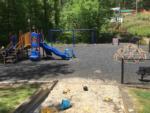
[121,9,134,13]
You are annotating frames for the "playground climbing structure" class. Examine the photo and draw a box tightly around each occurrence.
[0,32,30,64]
[114,44,147,63]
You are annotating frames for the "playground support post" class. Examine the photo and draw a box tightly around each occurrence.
[149,40,150,53]
[138,41,140,48]
[72,30,75,47]
[91,30,94,44]
[121,58,124,84]
[42,33,45,57]
[49,29,55,47]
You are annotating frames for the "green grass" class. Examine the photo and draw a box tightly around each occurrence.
[0,84,39,113]
[129,88,150,113]
[122,13,150,37]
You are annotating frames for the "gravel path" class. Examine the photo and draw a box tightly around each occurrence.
[0,44,150,84]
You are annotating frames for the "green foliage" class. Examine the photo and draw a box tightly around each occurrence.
[137,13,150,21]
[139,39,147,45]
[60,0,113,29]
[0,0,115,44]
[58,32,72,44]
[139,0,150,10]
[98,32,115,43]
[58,0,113,43]
[60,0,99,29]
[0,84,39,113]
[122,13,150,37]
[0,35,8,47]
[128,26,150,37]
[0,0,56,43]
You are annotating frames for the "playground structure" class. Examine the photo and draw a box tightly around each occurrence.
[29,32,75,61]
[113,44,147,63]
[0,32,75,64]
[0,32,31,64]
[0,28,97,64]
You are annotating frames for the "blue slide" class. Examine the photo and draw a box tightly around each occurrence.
[40,42,74,60]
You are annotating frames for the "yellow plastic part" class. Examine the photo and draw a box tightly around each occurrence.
[24,32,31,48]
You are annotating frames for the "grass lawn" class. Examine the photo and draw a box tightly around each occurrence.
[0,84,39,113]
[122,13,150,37]
[129,88,150,113]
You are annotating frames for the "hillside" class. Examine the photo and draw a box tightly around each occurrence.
[121,13,150,37]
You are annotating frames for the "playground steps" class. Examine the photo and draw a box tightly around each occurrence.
[2,48,28,64]
[3,50,17,64]
[0,52,3,63]
[0,47,28,64]
[4,56,17,64]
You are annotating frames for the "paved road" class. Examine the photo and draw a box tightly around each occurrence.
[0,44,150,84]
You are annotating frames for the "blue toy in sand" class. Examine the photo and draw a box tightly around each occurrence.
[60,99,71,110]
[29,32,40,61]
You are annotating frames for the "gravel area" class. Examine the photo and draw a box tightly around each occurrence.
[0,43,150,84]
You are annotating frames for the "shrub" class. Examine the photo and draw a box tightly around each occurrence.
[58,32,73,44]
[139,39,147,45]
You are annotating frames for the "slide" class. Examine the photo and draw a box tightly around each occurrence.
[40,42,73,60]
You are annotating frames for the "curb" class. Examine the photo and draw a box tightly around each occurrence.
[119,85,136,113]
[13,80,58,113]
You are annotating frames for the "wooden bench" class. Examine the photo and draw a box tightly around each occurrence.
[137,67,150,81]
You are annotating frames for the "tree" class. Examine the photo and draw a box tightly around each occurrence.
[58,0,114,43]
[54,0,60,28]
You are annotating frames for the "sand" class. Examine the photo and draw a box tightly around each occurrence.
[38,78,124,113]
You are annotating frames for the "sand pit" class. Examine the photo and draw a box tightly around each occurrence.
[37,78,124,113]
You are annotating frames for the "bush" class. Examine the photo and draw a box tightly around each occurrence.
[139,39,147,45]
[139,38,149,45]
[58,31,93,44]
[58,32,73,44]
[119,33,133,42]
[97,33,115,43]
[128,26,150,37]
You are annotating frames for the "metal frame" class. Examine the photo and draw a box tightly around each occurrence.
[121,58,150,84]
[48,29,96,47]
